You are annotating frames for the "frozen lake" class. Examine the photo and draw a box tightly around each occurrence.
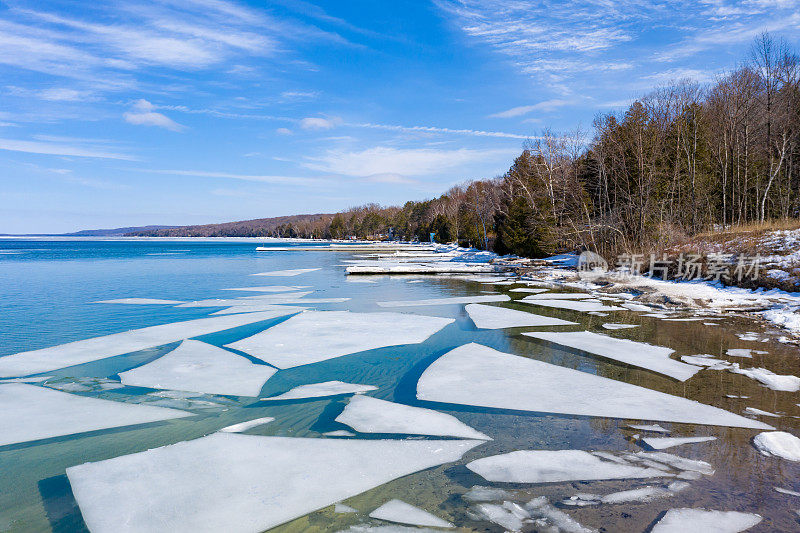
[0,238,798,532]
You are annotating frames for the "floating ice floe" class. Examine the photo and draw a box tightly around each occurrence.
[377,295,510,307]
[680,355,730,368]
[525,497,596,533]
[662,317,706,322]
[737,332,760,341]
[520,299,625,313]
[368,500,453,528]
[66,433,482,533]
[262,381,377,401]
[0,310,294,377]
[94,298,185,305]
[640,436,716,450]
[222,286,310,292]
[219,417,275,433]
[775,486,800,497]
[563,482,689,507]
[628,424,669,433]
[177,293,314,307]
[650,508,762,532]
[469,502,529,531]
[465,304,576,329]
[726,348,767,358]
[521,292,594,300]
[335,395,490,440]
[335,503,358,513]
[0,383,189,447]
[466,449,669,483]
[325,430,356,437]
[601,323,638,330]
[118,340,276,397]
[621,303,653,312]
[416,344,772,429]
[509,288,550,293]
[627,451,714,475]
[210,304,308,315]
[252,268,321,276]
[729,365,800,392]
[226,311,453,369]
[462,486,514,502]
[752,431,800,461]
[522,331,698,381]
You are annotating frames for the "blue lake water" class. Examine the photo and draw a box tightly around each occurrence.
[1,238,798,532]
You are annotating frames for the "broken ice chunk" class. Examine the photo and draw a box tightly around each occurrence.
[219,417,274,433]
[752,431,800,461]
[521,299,625,313]
[261,381,377,401]
[376,295,511,307]
[368,500,453,528]
[774,486,800,497]
[469,502,528,532]
[465,303,576,329]
[627,424,669,433]
[601,323,638,330]
[525,497,596,533]
[119,340,276,397]
[462,486,514,502]
[640,436,716,450]
[324,430,356,437]
[252,268,320,276]
[335,395,490,440]
[651,508,761,532]
[521,292,594,300]
[745,407,780,418]
[729,366,800,392]
[226,311,453,369]
[334,503,358,513]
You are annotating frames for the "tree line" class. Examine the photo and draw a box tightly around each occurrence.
[135,34,800,259]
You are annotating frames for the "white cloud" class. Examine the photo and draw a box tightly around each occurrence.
[300,116,341,130]
[0,137,136,160]
[350,122,528,139]
[276,127,293,135]
[123,99,184,131]
[490,99,574,118]
[146,168,322,185]
[304,146,517,177]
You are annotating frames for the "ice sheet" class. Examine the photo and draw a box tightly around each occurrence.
[752,431,800,461]
[66,433,482,533]
[641,436,716,450]
[226,311,453,369]
[0,310,295,377]
[466,449,668,483]
[651,508,762,532]
[628,424,669,433]
[520,299,625,313]
[335,395,490,440]
[261,381,377,401]
[219,417,275,433]
[729,366,800,391]
[465,304,576,329]
[252,268,320,276]
[0,383,189,447]
[601,323,638,330]
[119,340,277,397]
[509,288,549,293]
[522,331,699,381]
[416,344,772,429]
[377,295,510,307]
[521,292,594,300]
[177,293,313,307]
[368,500,453,528]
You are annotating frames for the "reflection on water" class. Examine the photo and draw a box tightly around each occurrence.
[1,239,799,532]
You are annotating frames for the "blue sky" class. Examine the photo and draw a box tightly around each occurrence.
[2,0,799,233]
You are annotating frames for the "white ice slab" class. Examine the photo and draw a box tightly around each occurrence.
[94,298,185,305]
[521,299,625,313]
[525,497,596,533]
[621,303,653,312]
[325,430,356,437]
[726,349,754,358]
[522,331,698,381]
[66,433,482,533]
[335,395,490,440]
[509,288,550,293]
[521,292,593,300]
[752,431,800,461]
[651,508,762,532]
[0,383,189,447]
[470,502,528,531]
[335,503,358,513]
[119,340,276,397]
[369,500,453,528]
[681,355,730,368]
[177,293,313,307]
[0,310,295,377]
[261,381,377,401]
[641,436,716,450]
[219,417,274,433]
[730,366,800,391]
[222,286,310,292]
[416,344,772,429]
[465,304,577,329]
[601,323,638,330]
[628,424,669,433]
[775,487,800,497]
[466,449,668,483]
[210,304,307,315]
[252,268,320,276]
[377,295,510,307]
[744,407,780,417]
[226,311,453,369]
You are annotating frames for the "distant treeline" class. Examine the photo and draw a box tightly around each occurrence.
[133,34,800,258]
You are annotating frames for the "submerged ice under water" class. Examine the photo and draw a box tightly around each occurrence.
[1,238,800,532]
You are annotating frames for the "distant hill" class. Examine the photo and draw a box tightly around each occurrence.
[125,214,336,238]
[66,225,180,236]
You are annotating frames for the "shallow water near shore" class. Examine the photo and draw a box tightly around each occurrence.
[1,239,800,532]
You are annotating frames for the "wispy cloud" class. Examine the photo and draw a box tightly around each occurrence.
[349,122,529,139]
[0,137,136,160]
[123,99,184,131]
[300,116,342,130]
[490,99,575,118]
[146,168,322,185]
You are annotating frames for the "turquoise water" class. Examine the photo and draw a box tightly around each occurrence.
[1,239,799,532]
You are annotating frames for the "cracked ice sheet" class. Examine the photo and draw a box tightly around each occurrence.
[226,311,454,369]
[641,436,716,450]
[261,381,377,401]
[416,344,772,429]
[66,433,482,533]
[251,268,320,276]
[335,395,490,440]
[368,500,453,528]
[119,340,277,397]
[465,304,577,329]
[376,295,510,307]
[466,449,669,483]
[651,509,762,533]
[0,383,189,447]
[93,298,185,305]
[0,310,296,378]
[729,366,800,391]
[522,331,699,381]
[520,298,625,313]
[176,293,314,307]
[221,286,310,292]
